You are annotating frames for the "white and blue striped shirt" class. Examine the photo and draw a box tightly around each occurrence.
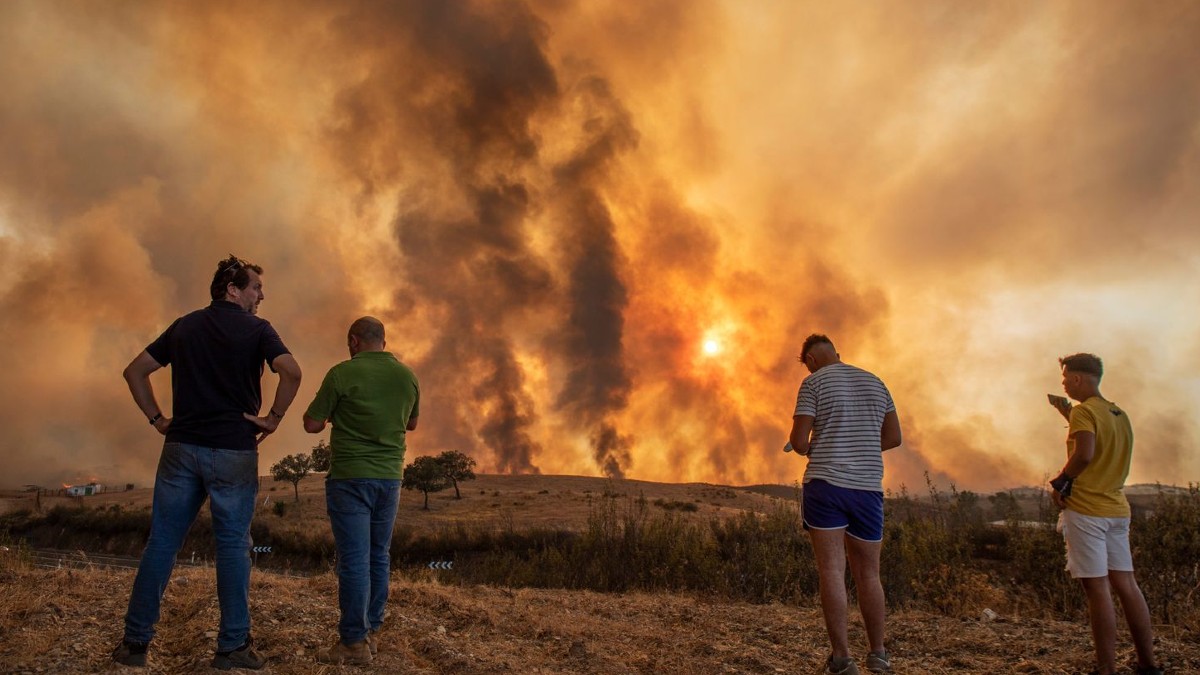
[794,362,895,492]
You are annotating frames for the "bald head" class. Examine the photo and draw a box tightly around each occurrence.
[347,316,386,355]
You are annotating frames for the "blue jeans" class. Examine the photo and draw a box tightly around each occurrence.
[326,478,401,643]
[124,442,259,652]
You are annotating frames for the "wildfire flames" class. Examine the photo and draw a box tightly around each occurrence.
[1,2,1198,491]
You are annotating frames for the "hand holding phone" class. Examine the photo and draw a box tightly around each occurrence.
[1047,394,1072,419]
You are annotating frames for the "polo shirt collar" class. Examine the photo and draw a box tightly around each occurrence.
[352,350,394,360]
[210,300,246,312]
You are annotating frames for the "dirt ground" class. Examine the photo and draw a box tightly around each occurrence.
[1,559,1197,674]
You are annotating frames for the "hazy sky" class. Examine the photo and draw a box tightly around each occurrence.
[1,1,1197,492]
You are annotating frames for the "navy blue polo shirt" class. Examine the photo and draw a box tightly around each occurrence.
[146,300,291,450]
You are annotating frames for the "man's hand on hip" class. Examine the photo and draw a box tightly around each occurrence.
[152,417,172,436]
[244,412,281,445]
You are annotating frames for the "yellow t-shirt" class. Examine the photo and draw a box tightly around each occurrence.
[1065,396,1132,518]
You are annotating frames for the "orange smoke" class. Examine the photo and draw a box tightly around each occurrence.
[1,1,1198,492]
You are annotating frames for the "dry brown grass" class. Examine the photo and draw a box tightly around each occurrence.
[0,555,1197,674]
[253,475,784,546]
[1,474,788,538]
[4,478,1198,673]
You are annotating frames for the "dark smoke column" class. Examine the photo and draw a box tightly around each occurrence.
[552,77,639,479]
[325,0,562,474]
[323,2,640,477]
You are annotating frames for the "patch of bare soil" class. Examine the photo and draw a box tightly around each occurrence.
[0,562,1196,674]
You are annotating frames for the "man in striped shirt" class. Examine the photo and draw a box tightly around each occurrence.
[788,334,901,675]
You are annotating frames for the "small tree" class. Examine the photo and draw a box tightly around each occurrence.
[436,450,477,499]
[402,456,448,510]
[988,491,1023,522]
[271,453,312,502]
[310,439,332,473]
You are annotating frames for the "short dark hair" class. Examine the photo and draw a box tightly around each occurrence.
[209,254,263,301]
[1059,353,1103,379]
[349,316,385,344]
[801,334,834,361]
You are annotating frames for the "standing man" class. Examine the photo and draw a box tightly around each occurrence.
[787,334,901,675]
[113,255,302,670]
[303,317,420,665]
[1049,354,1160,675]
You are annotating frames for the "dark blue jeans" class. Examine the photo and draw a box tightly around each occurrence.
[124,442,258,652]
[326,478,401,643]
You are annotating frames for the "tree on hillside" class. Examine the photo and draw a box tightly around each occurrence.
[402,455,448,510]
[988,491,1023,522]
[310,439,332,473]
[436,450,477,499]
[271,453,312,502]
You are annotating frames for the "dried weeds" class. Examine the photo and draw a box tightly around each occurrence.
[0,561,1196,674]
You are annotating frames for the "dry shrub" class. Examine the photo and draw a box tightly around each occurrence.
[909,564,1005,617]
[1133,485,1200,631]
[0,534,31,573]
[4,479,1200,632]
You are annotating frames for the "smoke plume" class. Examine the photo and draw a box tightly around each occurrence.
[1,0,1198,491]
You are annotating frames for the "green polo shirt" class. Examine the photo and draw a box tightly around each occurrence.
[305,351,420,479]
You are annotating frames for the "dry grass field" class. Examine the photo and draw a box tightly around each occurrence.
[3,475,1198,673]
[2,558,1199,674]
[1,473,791,536]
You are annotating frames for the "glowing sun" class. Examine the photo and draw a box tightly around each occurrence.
[702,338,723,356]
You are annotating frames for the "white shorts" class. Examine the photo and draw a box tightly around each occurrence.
[1058,510,1133,579]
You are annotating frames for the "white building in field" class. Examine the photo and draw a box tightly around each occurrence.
[66,483,103,496]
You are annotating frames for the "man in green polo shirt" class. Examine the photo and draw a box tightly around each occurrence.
[303,316,419,665]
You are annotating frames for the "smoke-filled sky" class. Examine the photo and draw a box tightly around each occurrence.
[2,1,1198,492]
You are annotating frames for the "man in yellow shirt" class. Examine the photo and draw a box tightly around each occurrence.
[1048,353,1160,675]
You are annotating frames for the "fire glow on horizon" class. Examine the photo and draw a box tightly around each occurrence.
[0,1,1198,491]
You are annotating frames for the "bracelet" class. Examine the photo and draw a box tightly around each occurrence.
[268,409,285,420]
[149,413,163,425]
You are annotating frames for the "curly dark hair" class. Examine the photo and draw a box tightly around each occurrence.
[1059,353,1103,379]
[209,254,264,301]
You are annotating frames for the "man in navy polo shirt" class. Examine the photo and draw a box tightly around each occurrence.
[113,254,302,670]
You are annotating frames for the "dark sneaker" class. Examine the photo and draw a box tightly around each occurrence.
[866,651,893,673]
[211,636,266,671]
[1135,666,1164,675]
[317,639,372,665]
[825,655,861,675]
[112,640,148,667]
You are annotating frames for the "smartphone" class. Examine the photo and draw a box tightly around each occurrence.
[1047,394,1069,407]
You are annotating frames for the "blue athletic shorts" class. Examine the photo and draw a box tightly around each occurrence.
[802,479,884,542]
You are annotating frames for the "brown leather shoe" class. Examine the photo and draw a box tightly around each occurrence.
[316,639,372,665]
[366,629,379,655]
[212,637,266,671]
